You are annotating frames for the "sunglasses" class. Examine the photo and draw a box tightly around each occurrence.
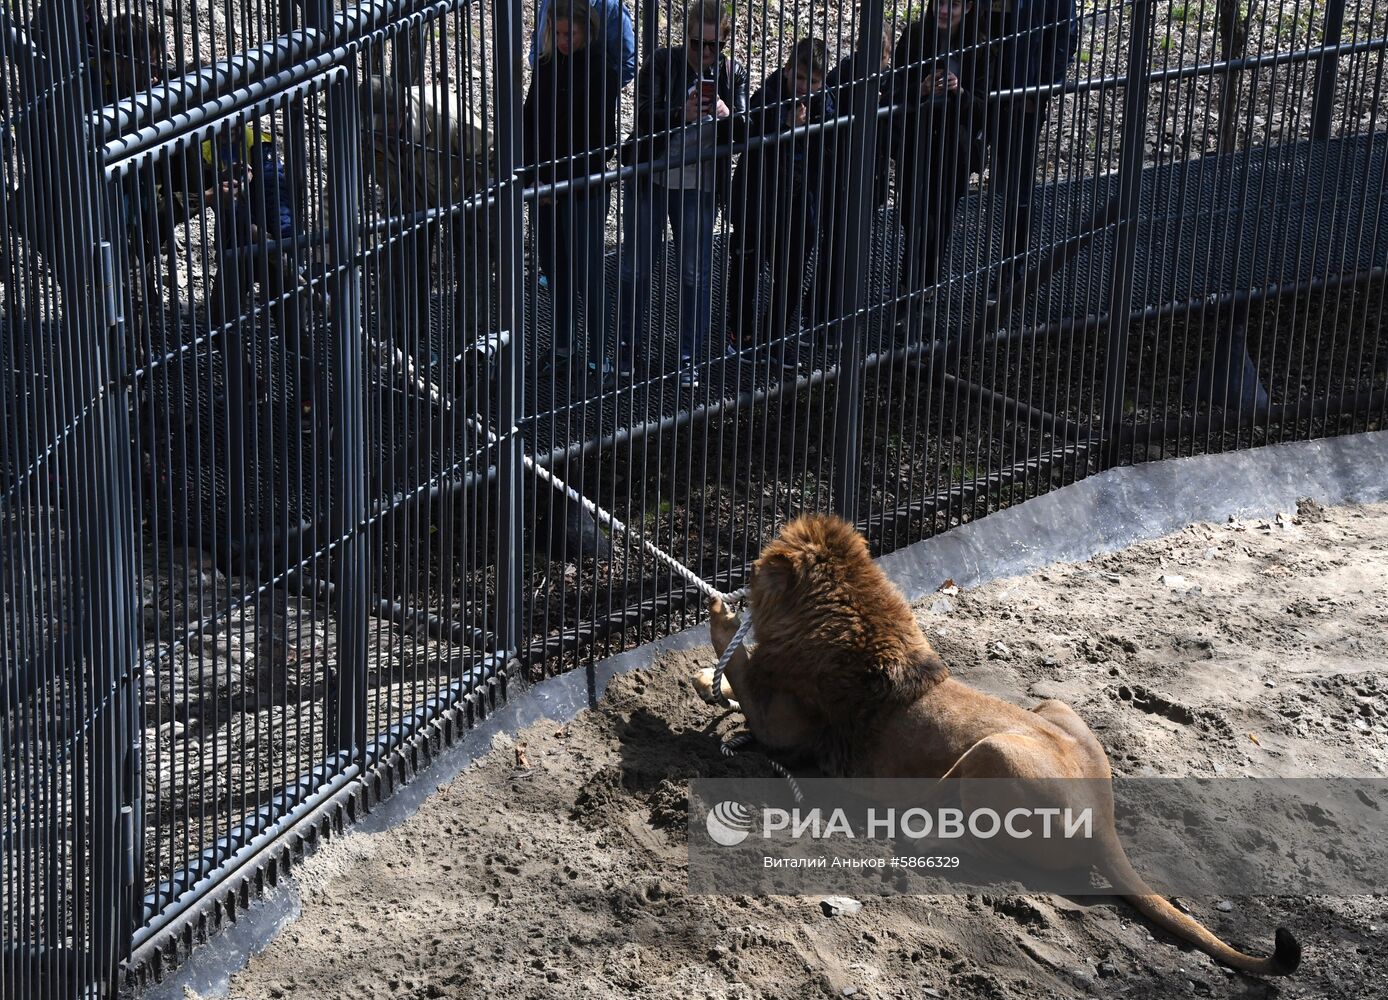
[687,36,728,52]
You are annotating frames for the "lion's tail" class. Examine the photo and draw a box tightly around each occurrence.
[1099,832,1301,976]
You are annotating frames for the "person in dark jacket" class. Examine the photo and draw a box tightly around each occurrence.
[984,0,1078,299]
[523,0,621,391]
[725,37,832,371]
[892,0,989,296]
[204,125,309,403]
[616,0,748,388]
[804,23,895,335]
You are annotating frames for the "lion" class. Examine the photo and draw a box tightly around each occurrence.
[693,513,1300,977]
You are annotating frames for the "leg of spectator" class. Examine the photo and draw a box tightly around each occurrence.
[726,222,759,353]
[686,190,717,366]
[990,101,1045,288]
[575,189,611,384]
[616,179,656,377]
[534,195,570,373]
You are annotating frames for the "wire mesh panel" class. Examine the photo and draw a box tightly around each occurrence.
[113,79,355,946]
[2,3,136,998]
[512,0,1385,678]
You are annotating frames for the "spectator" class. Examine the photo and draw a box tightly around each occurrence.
[530,0,637,88]
[726,37,832,372]
[523,0,621,392]
[616,0,747,388]
[983,0,1078,301]
[360,74,493,357]
[202,125,309,402]
[892,0,988,297]
[805,22,895,335]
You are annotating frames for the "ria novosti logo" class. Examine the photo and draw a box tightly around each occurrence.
[705,800,756,847]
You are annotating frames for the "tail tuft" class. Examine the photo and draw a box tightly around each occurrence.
[1271,927,1302,976]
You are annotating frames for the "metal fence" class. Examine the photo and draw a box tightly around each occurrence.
[1,0,1384,992]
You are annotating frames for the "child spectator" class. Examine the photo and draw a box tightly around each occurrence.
[523,0,621,392]
[616,0,747,388]
[726,37,832,372]
[892,0,989,297]
[203,125,308,400]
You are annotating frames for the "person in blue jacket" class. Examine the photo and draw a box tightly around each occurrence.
[204,126,309,402]
[984,0,1078,300]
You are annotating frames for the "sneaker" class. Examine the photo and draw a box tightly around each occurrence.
[679,358,699,388]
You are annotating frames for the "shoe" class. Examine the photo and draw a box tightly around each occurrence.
[679,358,699,388]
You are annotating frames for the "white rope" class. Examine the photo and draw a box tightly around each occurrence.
[468,413,799,802]
[467,412,747,606]
[721,731,804,804]
[702,613,754,709]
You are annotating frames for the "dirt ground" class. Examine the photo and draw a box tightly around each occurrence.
[202,499,1388,1000]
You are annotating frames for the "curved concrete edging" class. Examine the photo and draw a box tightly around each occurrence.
[143,429,1388,999]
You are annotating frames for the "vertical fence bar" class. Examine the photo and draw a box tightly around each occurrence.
[1311,0,1346,141]
[494,0,527,660]
[21,0,139,992]
[829,0,886,526]
[1098,0,1155,469]
[325,67,370,767]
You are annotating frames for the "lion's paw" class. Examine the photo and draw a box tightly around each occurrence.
[693,667,737,710]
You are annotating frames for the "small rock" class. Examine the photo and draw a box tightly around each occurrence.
[1041,655,1058,667]
[1211,761,1226,775]
[1264,680,1277,688]
[159,721,186,739]
[930,598,953,615]
[1203,547,1220,560]
[1216,899,1234,912]
[1160,574,1189,591]
[820,896,862,917]
[1103,572,1122,583]
[921,989,945,999]
[1098,961,1119,978]
[841,989,858,998]
[987,641,1012,660]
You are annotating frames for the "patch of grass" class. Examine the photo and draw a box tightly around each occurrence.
[1170,2,1191,23]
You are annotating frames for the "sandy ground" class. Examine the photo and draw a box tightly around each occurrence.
[199,499,1388,1000]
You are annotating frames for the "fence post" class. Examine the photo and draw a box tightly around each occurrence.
[641,0,658,63]
[1098,0,1156,469]
[1311,0,1346,141]
[15,0,141,992]
[830,0,887,526]
[494,0,528,661]
[325,66,371,767]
